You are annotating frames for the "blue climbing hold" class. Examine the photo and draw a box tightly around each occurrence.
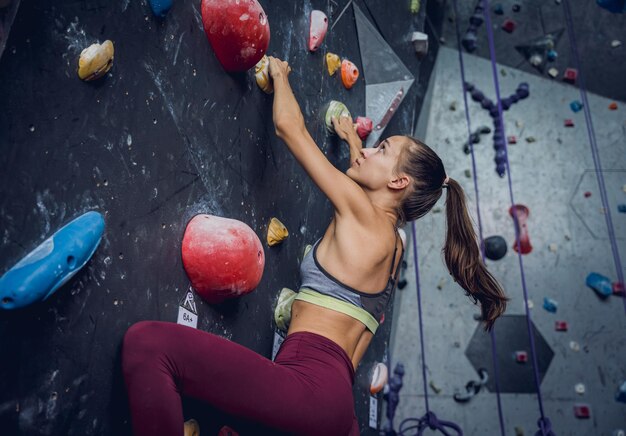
[586,272,613,298]
[617,204,626,213]
[543,297,558,313]
[149,0,173,18]
[570,100,584,112]
[547,50,558,61]
[597,0,626,13]
[0,211,105,310]
[616,380,626,403]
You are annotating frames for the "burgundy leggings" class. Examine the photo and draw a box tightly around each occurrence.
[122,321,359,435]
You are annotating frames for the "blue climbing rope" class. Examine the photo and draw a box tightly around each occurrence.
[561,0,626,313]
[394,221,463,436]
[481,1,554,434]
[450,0,507,434]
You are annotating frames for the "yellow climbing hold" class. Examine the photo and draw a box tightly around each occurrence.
[326,52,341,76]
[254,55,273,94]
[78,40,114,81]
[267,217,288,246]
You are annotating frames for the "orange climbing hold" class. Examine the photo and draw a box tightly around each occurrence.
[609,102,618,110]
[341,59,359,89]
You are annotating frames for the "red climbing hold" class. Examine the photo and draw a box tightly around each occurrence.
[201,0,271,72]
[564,119,574,127]
[613,282,625,295]
[555,321,568,331]
[515,351,528,363]
[509,204,532,254]
[507,135,517,144]
[563,68,578,83]
[355,116,373,140]
[501,19,516,33]
[573,403,591,419]
[584,191,592,198]
[182,214,265,304]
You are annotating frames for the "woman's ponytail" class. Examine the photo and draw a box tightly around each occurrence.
[443,178,508,330]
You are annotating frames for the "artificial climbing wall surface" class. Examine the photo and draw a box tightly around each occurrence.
[0,0,433,434]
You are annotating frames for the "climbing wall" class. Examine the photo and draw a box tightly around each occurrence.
[389,42,626,436]
[0,0,441,435]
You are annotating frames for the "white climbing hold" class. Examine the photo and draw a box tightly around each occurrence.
[575,383,585,395]
[611,40,622,48]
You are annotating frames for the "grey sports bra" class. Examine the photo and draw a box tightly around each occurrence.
[299,230,404,324]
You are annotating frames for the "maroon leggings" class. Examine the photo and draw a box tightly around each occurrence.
[122,321,359,435]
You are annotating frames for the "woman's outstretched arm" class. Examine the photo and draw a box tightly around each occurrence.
[269,56,372,219]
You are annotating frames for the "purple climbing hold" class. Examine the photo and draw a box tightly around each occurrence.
[469,12,484,26]
[470,89,484,102]
[586,272,613,298]
[464,82,475,92]
[496,163,506,177]
[510,93,520,103]
[501,97,512,110]
[481,99,494,110]
[462,32,478,52]
[516,83,530,99]
[494,149,507,164]
[489,106,499,117]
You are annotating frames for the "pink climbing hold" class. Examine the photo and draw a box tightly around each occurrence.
[181,214,265,304]
[515,351,528,363]
[509,204,532,254]
[613,282,625,295]
[355,116,373,140]
[555,321,568,331]
[308,10,328,52]
[201,0,271,72]
[563,68,578,83]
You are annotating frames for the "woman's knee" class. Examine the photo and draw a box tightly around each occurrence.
[122,321,165,372]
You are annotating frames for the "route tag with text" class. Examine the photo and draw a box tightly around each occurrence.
[177,290,198,329]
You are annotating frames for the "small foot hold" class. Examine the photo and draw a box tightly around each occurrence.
[184,419,200,436]
[274,287,297,332]
[267,217,288,246]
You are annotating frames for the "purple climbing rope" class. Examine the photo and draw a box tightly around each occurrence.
[450,0,506,434]
[481,1,554,435]
[403,221,463,436]
[562,0,626,313]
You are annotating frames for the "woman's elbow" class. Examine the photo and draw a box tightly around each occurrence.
[275,116,304,138]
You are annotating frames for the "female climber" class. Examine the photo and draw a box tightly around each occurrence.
[121,56,508,436]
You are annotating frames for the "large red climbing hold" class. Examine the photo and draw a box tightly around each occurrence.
[201,0,270,72]
[182,214,265,303]
[308,10,328,52]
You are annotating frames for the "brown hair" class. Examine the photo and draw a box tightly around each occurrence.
[395,137,508,330]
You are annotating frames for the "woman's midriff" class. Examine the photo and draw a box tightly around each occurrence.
[287,299,368,368]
